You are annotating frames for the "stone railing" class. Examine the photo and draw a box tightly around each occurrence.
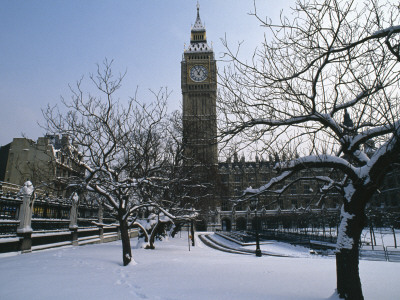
[0,181,137,254]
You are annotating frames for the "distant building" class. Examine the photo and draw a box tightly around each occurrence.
[218,154,342,211]
[0,135,82,196]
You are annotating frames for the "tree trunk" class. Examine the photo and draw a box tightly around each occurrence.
[119,218,132,266]
[133,222,149,243]
[147,220,170,249]
[336,248,363,299]
[147,221,160,250]
[171,223,182,237]
[191,220,195,247]
[336,194,367,300]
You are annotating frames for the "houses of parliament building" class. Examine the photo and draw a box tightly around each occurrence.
[181,4,400,231]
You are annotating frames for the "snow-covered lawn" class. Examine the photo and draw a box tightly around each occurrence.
[0,233,399,300]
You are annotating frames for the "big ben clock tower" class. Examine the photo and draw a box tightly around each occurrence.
[181,3,218,170]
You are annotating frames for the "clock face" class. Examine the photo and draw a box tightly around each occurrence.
[190,65,208,82]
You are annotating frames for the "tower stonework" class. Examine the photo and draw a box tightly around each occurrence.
[181,4,220,229]
[181,4,217,168]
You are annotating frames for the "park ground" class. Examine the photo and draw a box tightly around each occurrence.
[0,233,399,300]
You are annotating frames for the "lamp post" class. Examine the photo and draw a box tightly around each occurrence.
[251,198,262,257]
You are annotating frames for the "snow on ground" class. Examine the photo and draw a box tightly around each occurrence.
[212,234,312,257]
[251,241,312,257]
[0,233,399,300]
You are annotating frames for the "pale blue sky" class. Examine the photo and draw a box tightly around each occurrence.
[0,0,293,146]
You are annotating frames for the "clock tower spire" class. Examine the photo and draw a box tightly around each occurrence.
[181,3,219,218]
[181,3,217,168]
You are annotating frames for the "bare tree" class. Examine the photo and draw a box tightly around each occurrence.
[127,110,200,249]
[42,60,177,266]
[219,1,400,299]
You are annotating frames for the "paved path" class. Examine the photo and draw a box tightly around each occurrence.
[198,233,290,257]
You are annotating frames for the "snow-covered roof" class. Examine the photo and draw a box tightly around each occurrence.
[192,2,205,32]
[186,42,212,53]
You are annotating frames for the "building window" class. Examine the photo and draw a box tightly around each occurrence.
[221,199,230,211]
[235,174,241,183]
